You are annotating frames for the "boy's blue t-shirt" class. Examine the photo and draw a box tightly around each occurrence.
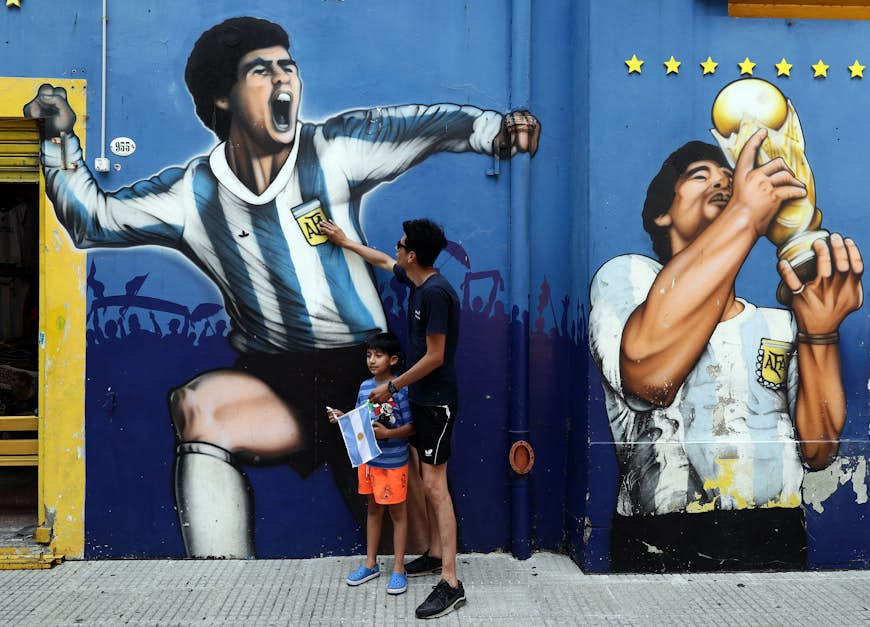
[356,377,411,468]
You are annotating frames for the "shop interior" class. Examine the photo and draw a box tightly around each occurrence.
[0,181,39,547]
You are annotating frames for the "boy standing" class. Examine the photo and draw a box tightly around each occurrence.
[330,332,413,595]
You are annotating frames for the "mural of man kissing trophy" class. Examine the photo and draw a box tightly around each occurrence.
[23,16,540,558]
[589,78,863,572]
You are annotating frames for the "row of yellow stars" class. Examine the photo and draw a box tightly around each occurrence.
[625,54,865,79]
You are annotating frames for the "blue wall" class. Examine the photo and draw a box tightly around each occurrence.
[0,0,582,558]
[581,1,870,571]
[10,0,867,572]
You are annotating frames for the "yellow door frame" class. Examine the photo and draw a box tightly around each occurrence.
[0,77,87,563]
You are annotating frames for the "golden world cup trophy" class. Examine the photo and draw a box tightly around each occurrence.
[710,78,828,305]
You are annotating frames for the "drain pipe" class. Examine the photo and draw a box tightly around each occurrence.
[508,0,533,561]
[93,0,110,173]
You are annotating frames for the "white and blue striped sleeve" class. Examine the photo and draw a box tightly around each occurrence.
[317,104,503,189]
[589,254,661,410]
[41,134,186,249]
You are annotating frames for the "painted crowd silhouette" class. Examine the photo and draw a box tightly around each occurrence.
[86,261,229,351]
[86,252,586,358]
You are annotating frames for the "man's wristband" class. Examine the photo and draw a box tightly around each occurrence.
[797,331,840,345]
[387,380,399,395]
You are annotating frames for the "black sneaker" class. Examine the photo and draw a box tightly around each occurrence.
[405,550,442,577]
[415,579,466,619]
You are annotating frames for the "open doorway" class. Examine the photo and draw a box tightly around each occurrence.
[0,79,87,562]
[0,179,40,547]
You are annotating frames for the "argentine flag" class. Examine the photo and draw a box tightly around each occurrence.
[338,402,382,467]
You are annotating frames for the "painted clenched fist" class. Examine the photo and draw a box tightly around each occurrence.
[494,109,540,158]
[23,83,76,139]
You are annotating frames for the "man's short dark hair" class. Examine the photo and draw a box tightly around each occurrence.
[365,331,402,359]
[403,219,447,267]
[185,17,291,141]
[642,141,730,263]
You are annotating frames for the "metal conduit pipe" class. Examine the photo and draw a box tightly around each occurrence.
[508,0,533,561]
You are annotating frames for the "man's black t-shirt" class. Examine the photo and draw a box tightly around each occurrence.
[394,264,460,405]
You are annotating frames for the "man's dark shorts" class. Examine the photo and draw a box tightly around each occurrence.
[409,402,456,466]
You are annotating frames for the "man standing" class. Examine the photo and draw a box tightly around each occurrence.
[589,132,863,571]
[321,218,465,618]
[23,16,539,558]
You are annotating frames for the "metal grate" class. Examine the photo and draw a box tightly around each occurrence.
[0,120,39,184]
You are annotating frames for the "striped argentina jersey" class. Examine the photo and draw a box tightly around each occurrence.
[41,104,503,353]
[589,254,804,517]
[356,377,411,469]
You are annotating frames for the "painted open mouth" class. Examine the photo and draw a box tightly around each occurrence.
[271,92,293,132]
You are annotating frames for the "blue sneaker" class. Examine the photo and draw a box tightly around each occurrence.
[346,564,380,586]
[386,571,407,595]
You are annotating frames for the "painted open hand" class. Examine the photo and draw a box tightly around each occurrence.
[23,83,76,139]
[730,128,807,237]
[779,233,864,333]
[494,110,540,157]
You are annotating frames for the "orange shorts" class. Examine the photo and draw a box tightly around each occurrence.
[358,463,408,505]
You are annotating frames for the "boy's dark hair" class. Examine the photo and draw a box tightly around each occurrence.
[402,218,447,267]
[642,141,730,263]
[185,17,291,141]
[365,331,402,359]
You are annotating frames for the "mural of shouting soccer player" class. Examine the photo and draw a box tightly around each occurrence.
[588,131,862,572]
[23,16,540,558]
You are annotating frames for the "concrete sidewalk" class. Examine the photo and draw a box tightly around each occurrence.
[1,552,868,625]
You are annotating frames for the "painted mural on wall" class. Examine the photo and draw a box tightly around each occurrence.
[589,78,863,572]
[23,16,539,558]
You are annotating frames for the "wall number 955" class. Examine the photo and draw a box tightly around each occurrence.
[109,137,137,157]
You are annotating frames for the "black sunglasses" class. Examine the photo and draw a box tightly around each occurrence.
[396,240,409,251]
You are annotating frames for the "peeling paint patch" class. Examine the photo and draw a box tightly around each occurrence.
[43,507,56,528]
[853,458,868,505]
[686,458,749,512]
[642,541,663,554]
[51,229,64,252]
[802,456,868,513]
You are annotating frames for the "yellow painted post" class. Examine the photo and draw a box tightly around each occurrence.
[0,77,87,561]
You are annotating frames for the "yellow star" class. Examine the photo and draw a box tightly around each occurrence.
[812,59,829,78]
[6,0,21,6]
[738,57,756,75]
[775,58,792,77]
[625,54,644,74]
[699,56,718,75]
[663,56,681,75]
[849,59,865,78]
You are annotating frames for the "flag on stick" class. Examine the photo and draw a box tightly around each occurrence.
[337,403,382,467]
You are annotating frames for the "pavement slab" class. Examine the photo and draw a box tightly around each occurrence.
[0,552,869,625]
